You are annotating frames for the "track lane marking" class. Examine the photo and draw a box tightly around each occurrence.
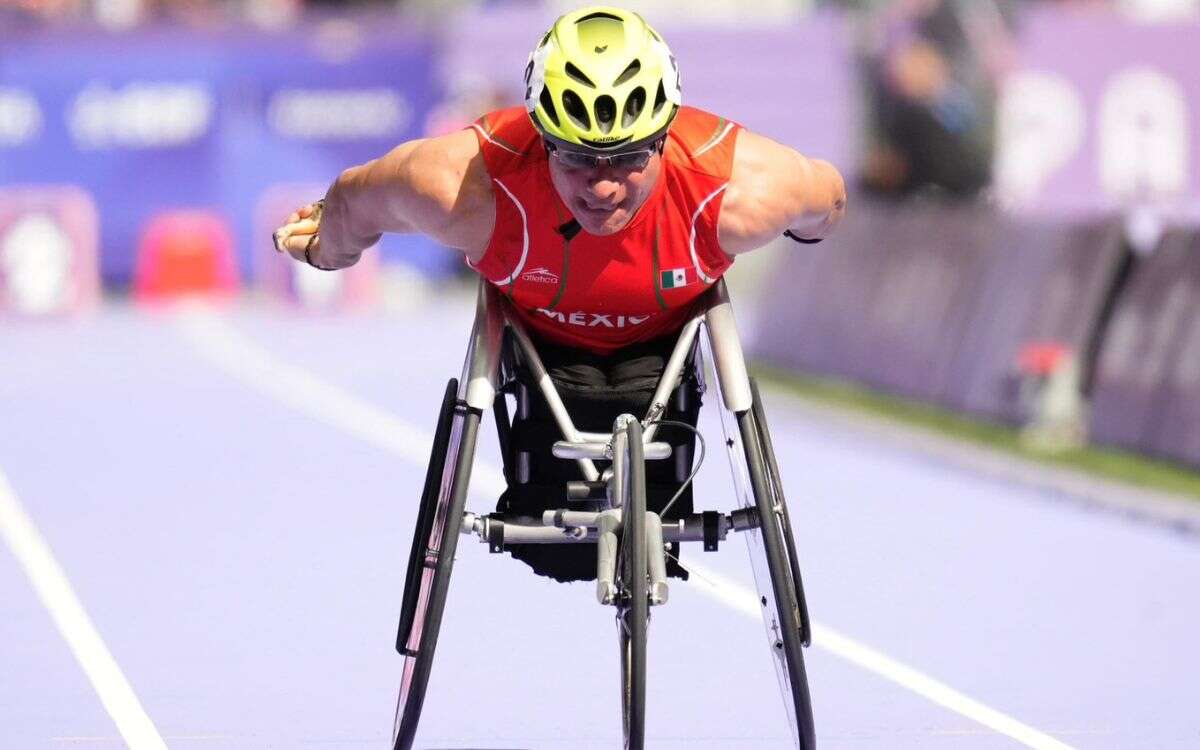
[671,557,1073,750]
[175,306,506,492]
[0,469,167,750]
[178,308,1074,750]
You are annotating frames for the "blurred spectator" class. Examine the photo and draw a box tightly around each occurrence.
[853,0,1014,201]
[0,0,85,26]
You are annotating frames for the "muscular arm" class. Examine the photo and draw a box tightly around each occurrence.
[312,128,495,268]
[718,130,846,256]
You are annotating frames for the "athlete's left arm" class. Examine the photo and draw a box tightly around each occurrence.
[718,129,846,256]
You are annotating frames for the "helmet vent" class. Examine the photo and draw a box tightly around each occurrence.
[613,60,641,87]
[595,95,616,133]
[539,87,561,127]
[622,87,646,128]
[652,80,667,116]
[576,11,623,23]
[561,89,591,130]
[564,62,596,89]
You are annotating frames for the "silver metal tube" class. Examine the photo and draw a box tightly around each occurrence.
[704,279,753,413]
[645,513,668,606]
[505,316,599,481]
[462,512,483,535]
[544,510,602,528]
[552,440,672,461]
[459,282,505,410]
[516,385,531,483]
[643,315,703,443]
[609,427,628,510]
[498,525,595,544]
[578,431,614,443]
[463,516,731,544]
[595,510,620,605]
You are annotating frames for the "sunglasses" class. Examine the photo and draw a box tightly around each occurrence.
[548,140,662,171]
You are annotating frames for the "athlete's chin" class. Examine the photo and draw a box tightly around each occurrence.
[575,208,630,236]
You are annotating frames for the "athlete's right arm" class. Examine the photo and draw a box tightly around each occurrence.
[273,128,494,269]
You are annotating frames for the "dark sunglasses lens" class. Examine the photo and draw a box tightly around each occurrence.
[555,147,652,170]
[610,150,652,170]
[557,150,600,169]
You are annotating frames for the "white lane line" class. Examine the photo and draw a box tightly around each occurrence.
[0,470,167,750]
[178,308,1073,750]
[674,558,1074,750]
[174,306,506,494]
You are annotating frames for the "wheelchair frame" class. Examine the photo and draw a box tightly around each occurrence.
[392,279,815,750]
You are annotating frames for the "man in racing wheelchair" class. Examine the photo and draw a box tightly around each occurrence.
[274,5,845,746]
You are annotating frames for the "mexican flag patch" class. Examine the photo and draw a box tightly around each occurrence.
[661,268,690,289]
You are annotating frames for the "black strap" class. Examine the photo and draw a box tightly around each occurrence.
[557,219,582,240]
[783,230,822,245]
[702,511,720,552]
[304,234,336,271]
[303,199,337,270]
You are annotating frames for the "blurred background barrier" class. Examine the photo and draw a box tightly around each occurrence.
[748,203,1129,425]
[0,185,100,315]
[2,0,1199,469]
[133,209,239,301]
[1090,228,1200,466]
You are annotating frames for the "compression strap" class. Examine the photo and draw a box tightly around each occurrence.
[783,230,821,244]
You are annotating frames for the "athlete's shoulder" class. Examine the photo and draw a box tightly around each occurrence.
[665,106,741,175]
[469,107,543,178]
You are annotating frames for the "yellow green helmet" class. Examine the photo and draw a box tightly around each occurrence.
[524,6,682,151]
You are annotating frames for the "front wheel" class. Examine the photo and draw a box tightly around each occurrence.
[617,420,648,750]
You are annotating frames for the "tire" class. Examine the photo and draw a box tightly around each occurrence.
[738,402,816,750]
[392,381,482,750]
[396,379,458,656]
[618,420,648,750]
[750,378,812,647]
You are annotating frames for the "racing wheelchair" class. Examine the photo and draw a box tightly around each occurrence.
[393,279,815,750]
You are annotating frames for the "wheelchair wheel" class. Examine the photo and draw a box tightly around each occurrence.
[617,420,648,750]
[393,379,482,750]
[750,378,812,648]
[739,379,816,750]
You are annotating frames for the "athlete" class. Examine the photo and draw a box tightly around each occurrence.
[274,6,845,581]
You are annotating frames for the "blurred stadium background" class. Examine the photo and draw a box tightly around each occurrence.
[3,0,1199,470]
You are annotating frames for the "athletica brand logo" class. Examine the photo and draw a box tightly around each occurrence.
[536,308,652,328]
[521,266,559,284]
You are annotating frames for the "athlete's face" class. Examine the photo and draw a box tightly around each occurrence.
[546,142,664,235]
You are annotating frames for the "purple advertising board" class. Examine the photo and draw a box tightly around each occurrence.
[0,18,443,286]
[996,7,1200,217]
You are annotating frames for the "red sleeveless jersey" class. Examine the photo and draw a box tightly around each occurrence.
[468,106,741,354]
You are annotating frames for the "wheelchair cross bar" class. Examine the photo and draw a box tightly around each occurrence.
[552,440,673,461]
[460,508,760,546]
